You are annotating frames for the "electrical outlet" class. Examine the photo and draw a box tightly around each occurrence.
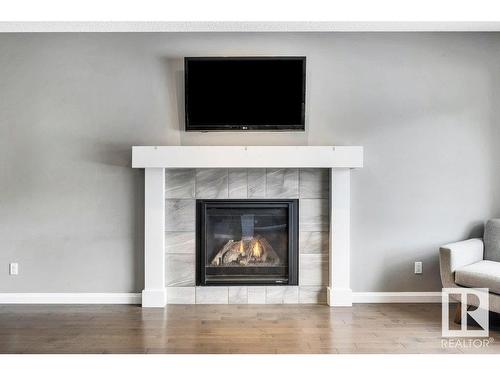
[9,263,18,276]
[414,261,423,274]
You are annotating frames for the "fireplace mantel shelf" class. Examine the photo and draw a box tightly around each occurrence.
[133,145,363,308]
[132,146,363,169]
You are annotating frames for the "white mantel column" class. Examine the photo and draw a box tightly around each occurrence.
[327,168,353,307]
[142,168,166,307]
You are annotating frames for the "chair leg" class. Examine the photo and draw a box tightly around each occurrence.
[454,303,462,324]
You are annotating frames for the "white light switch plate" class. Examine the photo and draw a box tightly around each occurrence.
[9,263,18,275]
[414,261,423,274]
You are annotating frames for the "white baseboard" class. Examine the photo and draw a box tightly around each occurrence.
[142,288,167,307]
[352,292,442,303]
[327,287,353,306]
[0,292,442,305]
[0,293,142,304]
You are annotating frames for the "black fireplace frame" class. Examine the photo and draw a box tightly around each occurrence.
[196,199,299,286]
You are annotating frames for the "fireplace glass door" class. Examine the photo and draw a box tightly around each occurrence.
[197,200,298,286]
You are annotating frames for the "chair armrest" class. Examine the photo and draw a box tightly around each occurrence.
[439,238,484,288]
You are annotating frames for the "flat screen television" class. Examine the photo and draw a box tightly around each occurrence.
[184,57,306,131]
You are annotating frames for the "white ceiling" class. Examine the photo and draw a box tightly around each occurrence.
[1,21,500,32]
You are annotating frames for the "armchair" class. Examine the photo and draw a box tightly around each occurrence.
[439,220,500,322]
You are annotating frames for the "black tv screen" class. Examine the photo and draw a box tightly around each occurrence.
[185,57,306,131]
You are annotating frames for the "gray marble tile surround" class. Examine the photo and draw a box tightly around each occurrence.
[228,169,248,198]
[165,169,195,198]
[166,286,327,304]
[165,199,195,232]
[196,169,229,199]
[165,254,195,286]
[165,168,328,201]
[164,168,329,304]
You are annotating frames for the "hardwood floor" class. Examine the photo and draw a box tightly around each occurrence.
[0,304,499,354]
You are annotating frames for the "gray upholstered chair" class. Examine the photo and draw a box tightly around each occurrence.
[439,219,500,322]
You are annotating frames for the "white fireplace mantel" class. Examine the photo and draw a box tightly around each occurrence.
[133,146,363,169]
[132,146,363,307]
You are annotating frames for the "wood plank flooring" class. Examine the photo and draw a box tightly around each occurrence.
[0,304,499,354]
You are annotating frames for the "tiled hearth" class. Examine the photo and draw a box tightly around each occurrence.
[164,168,329,304]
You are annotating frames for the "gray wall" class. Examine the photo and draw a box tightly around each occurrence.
[493,65,500,220]
[0,32,498,293]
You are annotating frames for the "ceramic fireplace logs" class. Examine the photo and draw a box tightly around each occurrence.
[210,235,281,266]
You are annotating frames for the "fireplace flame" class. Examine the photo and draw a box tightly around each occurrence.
[210,235,280,266]
[252,240,262,258]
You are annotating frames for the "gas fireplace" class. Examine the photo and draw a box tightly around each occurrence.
[196,200,299,286]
